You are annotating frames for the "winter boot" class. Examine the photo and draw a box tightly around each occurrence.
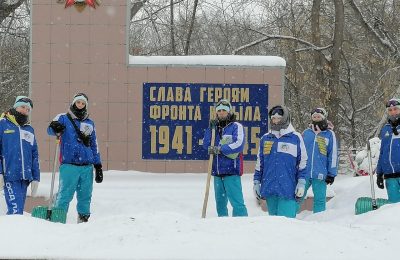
[77,214,90,223]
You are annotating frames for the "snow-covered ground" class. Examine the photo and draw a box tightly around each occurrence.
[0,170,397,260]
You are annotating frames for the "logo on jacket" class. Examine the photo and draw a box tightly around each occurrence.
[316,136,327,156]
[263,141,274,154]
[4,129,15,134]
[280,144,289,152]
[20,130,34,145]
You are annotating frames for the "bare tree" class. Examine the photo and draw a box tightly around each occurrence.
[169,0,176,55]
[130,0,149,21]
[1,0,30,112]
[183,0,199,55]
[0,0,25,24]
[311,0,324,86]
[324,0,344,125]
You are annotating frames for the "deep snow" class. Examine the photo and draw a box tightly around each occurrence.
[0,170,397,260]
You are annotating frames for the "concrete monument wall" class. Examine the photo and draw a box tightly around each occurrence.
[30,0,285,173]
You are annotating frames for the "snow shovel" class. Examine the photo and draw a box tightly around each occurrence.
[31,137,67,223]
[355,139,389,215]
[201,126,216,218]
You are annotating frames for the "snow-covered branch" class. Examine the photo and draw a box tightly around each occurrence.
[0,78,13,86]
[355,92,384,113]
[378,66,400,82]
[232,31,332,62]
[296,44,333,53]
[347,0,399,58]
[0,0,25,24]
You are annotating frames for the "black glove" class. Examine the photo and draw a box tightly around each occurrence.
[94,164,103,183]
[325,175,335,185]
[49,121,65,135]
[377,175,384,189]
[207,146,221,155]
[209,119,219,129]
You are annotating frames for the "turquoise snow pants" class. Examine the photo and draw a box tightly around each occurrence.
[385,178,400,203]
[214,175,248,217]
[298,179,327,213]
[54,164,93,215]
[266,196,297,218]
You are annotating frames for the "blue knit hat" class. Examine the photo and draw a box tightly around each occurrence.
[14,96,33,110]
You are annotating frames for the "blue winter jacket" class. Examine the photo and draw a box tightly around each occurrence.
[376,123,400,176]
[47,113,101,166]
[0,113,40,182]
[303,128,338,180]
[203,121,245,176]
[254,124,308,200]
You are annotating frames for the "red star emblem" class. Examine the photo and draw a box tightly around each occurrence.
[65,0,97,9]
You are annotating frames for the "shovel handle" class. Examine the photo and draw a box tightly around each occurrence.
[367,140,379,211]
[202,127,216,218]
[48,137,60,210]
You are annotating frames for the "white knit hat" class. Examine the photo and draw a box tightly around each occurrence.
[311,108,327,120]
[72,93,88,106]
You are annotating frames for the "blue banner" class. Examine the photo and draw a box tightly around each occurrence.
[142,83,268,160]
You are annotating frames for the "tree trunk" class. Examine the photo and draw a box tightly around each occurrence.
[326,0,344,126]
[311,0,324,85]
[170,0,176,55]
[130,0,148,21]
[184,0,199,55]
[0,0,25,24]
[286,41,305,128]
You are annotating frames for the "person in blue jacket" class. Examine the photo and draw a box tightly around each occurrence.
[376,98,400,203]
[253,105,307,218]
[203,99,248,217]
[298,108,337,213]
[47,93,103,223]
[0,96,40,214]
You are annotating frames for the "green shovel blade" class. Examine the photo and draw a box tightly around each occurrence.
[31,206,67,224]
[355,197,389,215]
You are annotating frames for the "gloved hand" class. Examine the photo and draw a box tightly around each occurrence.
[253,180,262,200]
[377,175,384,189]
[325,175,335,185]
[207,146,221,155]
[209,118,219,129]
[94,164,103,183]
[0,174,4,189]
[295,179,306,199]
[49,121,65,135]
[30,181,39,197]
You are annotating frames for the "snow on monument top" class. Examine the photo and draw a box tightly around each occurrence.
[129,55,286,67]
